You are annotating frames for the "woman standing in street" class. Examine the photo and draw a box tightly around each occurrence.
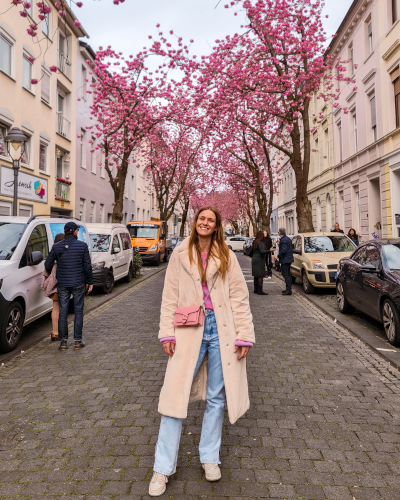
[251,231,268,295]
[348,228,359,246]
[149,206,255,497]
[263,230,274,278]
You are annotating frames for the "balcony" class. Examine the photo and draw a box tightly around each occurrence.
[57,50,72,79]
[56,113,71,140]
[55,178,71,202]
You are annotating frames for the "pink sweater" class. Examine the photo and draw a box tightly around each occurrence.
[201,252,213,310]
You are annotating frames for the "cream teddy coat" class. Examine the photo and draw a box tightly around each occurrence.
[158,238,255,424]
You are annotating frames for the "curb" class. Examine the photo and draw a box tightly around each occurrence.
[272,270,400,372]
[0,265,167,365]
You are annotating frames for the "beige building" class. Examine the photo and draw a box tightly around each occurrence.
[308,89,336,232]
[0,1,87,217]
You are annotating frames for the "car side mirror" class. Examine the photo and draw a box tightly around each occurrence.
[293,249,302,255]
[113,247,121,254]
[30,251,43,266]
[360,264,378,273]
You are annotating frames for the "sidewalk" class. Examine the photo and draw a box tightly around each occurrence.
[0,254,400,499]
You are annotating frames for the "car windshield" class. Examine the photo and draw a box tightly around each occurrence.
[304,236,356,253]
[383,244,400,270]
[171,238,177,245]
[176,240,183,247]
[128,225,159,239]
[89,234,111,253]
[0,223,27,260]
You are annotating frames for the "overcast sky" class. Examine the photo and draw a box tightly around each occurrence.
[76,0,354,60]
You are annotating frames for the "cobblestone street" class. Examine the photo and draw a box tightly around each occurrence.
[1,254,400,499]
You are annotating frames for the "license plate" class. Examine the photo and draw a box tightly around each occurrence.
[334,273,337,279]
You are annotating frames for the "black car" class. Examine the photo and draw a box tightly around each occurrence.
[336,239,400,345]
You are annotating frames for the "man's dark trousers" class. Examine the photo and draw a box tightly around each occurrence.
[281,263,292,292]
[58,284,85,340]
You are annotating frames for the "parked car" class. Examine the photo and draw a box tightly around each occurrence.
[0,215,91,353]
[170,236,184,251]
[225,236,247,252]
[337,239,400,345]
[243,237,255,256]
[290,232,356,294]
[87,223,133,294]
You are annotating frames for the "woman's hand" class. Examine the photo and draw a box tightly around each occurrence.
[234,346,250,360]
[163,342,175,356]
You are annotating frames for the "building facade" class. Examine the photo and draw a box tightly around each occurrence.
[0,1,87,217]
[329,0,400,241]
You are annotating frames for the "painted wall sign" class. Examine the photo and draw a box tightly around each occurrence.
[0,165,48,204]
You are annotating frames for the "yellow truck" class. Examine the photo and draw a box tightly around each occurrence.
[127,219,171,266]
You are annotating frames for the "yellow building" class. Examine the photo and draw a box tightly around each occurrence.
[0,1,87,217]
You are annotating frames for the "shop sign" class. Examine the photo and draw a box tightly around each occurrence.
[0,165,48,204]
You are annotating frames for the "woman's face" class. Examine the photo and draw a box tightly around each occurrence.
[196,210,217,238]
[349,230,355,237]
[263,231,267,237]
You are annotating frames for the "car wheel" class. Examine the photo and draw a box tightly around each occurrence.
[154,253,161,267]
[102,270,114,294]
[382,299,400,346]
[291,274,296,285]
[163,251,169,263]
[302,270,315,294]
[124,263,133,283]
[0,301,24,353]
[336,281,355,314]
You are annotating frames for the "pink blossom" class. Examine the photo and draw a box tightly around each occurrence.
[50,66,57,72]
[30,78,38,84]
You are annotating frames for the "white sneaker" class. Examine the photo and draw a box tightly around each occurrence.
[149,472,168,496]
[202,463,222,481]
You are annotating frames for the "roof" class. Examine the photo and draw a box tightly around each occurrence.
[326,0,359,56]
[79,41,96,61]
[49,0,89,38]
[362,238,400,245]
[85,223,127,232]
[127,221,164,225]
[298,232,350,237]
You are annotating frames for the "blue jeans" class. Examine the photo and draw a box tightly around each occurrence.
[154,310,226,475]
[58,284,85,341]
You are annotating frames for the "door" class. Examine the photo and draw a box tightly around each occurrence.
[18,224,51,322]
[346,246,367,307]
[358,245,385,319]
[111,234,124,279]
[118,232,131,276]
[291,236,302,277]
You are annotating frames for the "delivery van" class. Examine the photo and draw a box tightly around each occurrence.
[127,219,170,266]
[0,215,91,353]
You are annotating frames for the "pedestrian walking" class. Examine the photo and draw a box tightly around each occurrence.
[332,223,344,234]
[251,231,268,295]
[149,206,255,497]
[42,233,64,341]
[277,227,294,295]
[263,230,275,278]
[348,228,359,246]
[45,221,93,351]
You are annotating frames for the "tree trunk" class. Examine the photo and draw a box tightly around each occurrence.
[179,198,190,237]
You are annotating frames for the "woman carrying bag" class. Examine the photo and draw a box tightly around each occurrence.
[251,231,268,295]
[149,206,255,497]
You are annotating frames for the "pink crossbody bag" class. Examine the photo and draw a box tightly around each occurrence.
[173,274,218,327]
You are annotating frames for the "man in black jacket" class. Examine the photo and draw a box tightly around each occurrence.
[277,228,294,296]
[45,221,93,351]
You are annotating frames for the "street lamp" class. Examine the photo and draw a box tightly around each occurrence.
[5,127,28,216]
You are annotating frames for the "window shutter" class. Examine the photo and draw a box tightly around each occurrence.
[394,77,400,97]
[370,97,376,127]
[41,71,50,104]
[368,22,372,35]
[391,68,400,83]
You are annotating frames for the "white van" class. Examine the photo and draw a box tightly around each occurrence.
[0,216,91,353]
[86,223,133,294]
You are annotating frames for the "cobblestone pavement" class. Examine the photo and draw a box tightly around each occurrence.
[2,254,400,499]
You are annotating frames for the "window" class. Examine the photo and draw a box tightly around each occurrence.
[100,204,104,223]
[368,22,373,54]
[91,136,96,173]
[19,204,32,218]
[22,54,32,91]
[124,181,128,199]
[0,201,11,216]
[0,34,12,76]
[131,175,135,200]
[90,201,95,223]
[353,113,358,153]
[20,134,31,167]
[363,245,381,269]
[81,66,87,99]
[152,193,155,209]
[39,141,47,172]
[80,129,86,169]
[20,224,49,268]
[349,45,354,75]
[352,246,366,264]
[120,232,131,250]
[41,67,51,105]
[42,3,50,37]
[315,138,319,174]
[393,0,398,24]
[0,124,9,158]
[112,235,120,253]
[324,129,330,168]
[340,191,345,228]
[317,198,322,232]
[370,96,377,142]
[25,2,32,17]
[79,198,86,221]
[355,188,361,231]
[338,124,343,162]
[394,74,400,129]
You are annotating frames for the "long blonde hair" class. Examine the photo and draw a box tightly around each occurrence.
[188,206,230,282]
